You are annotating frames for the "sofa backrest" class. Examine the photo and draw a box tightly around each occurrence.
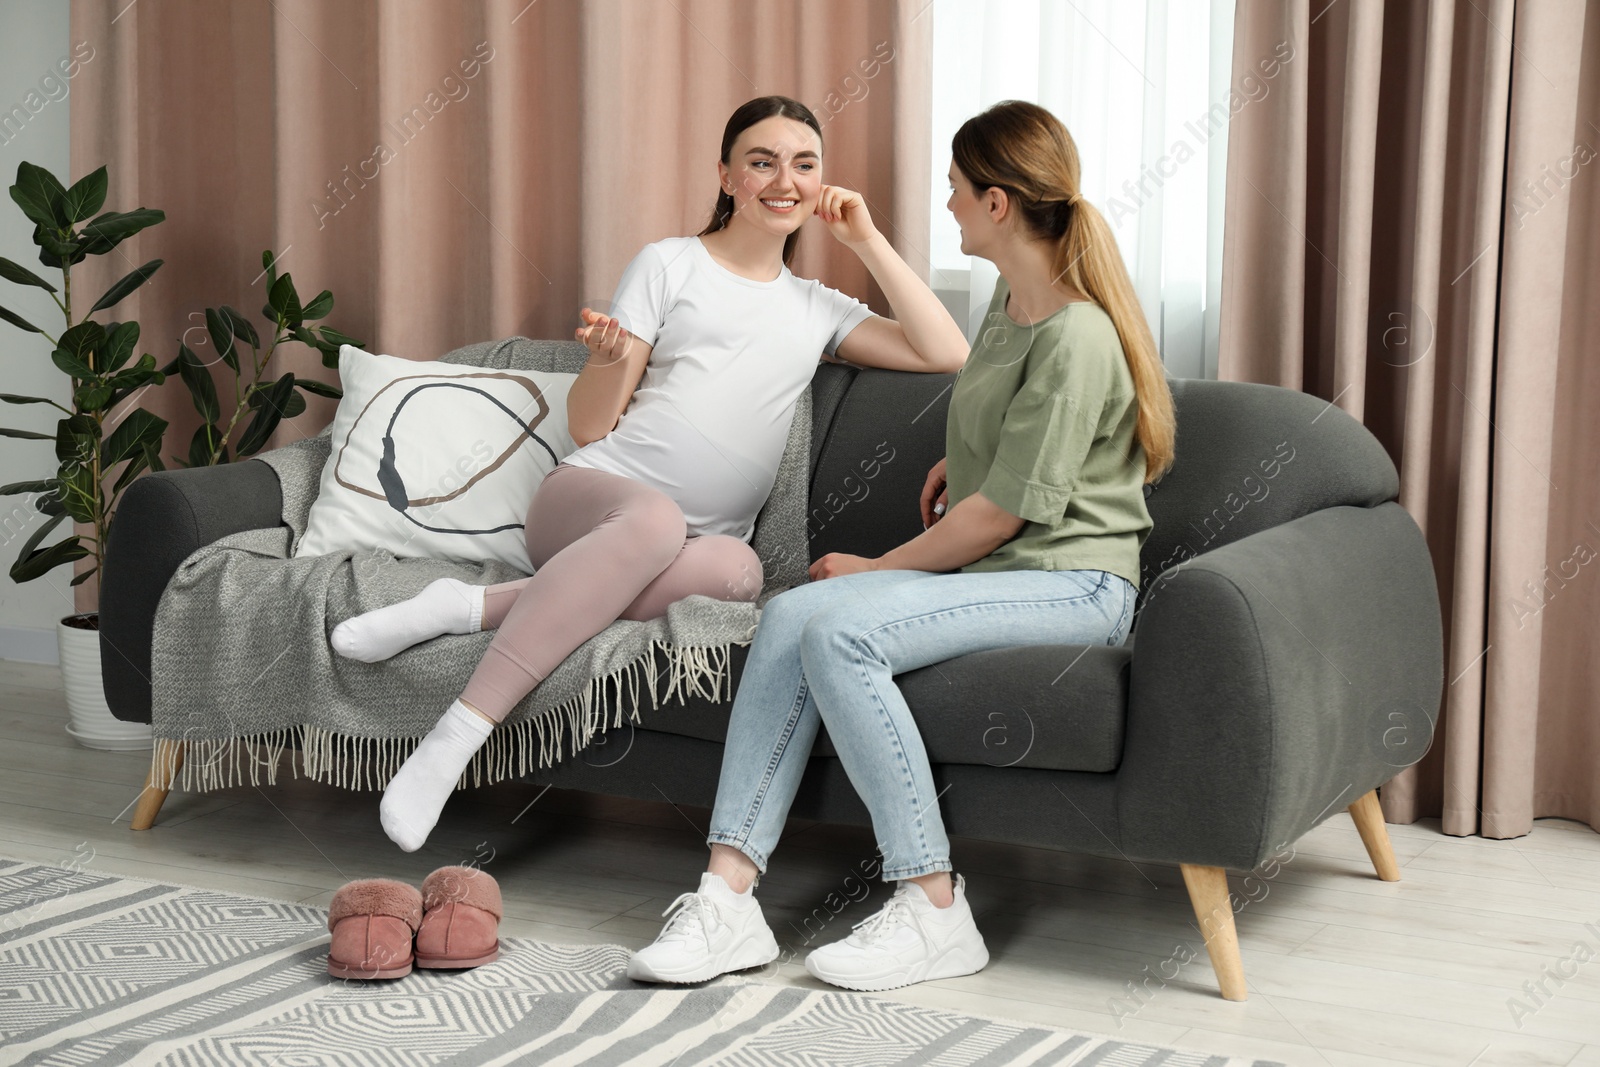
[810,368,1402,595]
[1137,378,1399,591]
[431,339,1402,596]
[806,364,955,562]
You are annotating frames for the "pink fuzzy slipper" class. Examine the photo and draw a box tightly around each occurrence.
[327,878,424,980]
[416,866,502,970]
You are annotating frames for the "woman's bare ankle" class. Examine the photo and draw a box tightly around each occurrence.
[708,843,758,894]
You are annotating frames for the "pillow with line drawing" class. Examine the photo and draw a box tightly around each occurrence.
[294,344,579,573]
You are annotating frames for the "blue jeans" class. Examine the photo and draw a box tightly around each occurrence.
[706,567,1135,881]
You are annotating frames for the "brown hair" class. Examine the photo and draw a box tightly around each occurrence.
[697,95,824,269]
[952,100,1176,482]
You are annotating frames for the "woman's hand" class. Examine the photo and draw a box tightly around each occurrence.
[575,307,633,366]
[815,184,881,248]
[920,457,949,529]
[809,552,879,580]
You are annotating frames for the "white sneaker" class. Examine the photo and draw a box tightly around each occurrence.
[626,872,780,984]
[804,874,988,992]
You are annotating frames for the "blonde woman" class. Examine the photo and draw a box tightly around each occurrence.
[629,99,1177,991]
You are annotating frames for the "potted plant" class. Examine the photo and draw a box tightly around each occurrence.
[1,162,358,749]
[1,161,168,749]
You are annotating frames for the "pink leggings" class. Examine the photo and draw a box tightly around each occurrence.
[459,462,764,721]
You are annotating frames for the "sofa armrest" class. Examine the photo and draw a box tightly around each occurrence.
[1117,501,1443,869]
[100,459,285,724]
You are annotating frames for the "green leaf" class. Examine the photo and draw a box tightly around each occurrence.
[219,304,260,349]
[102,407,166,468]
[51,348,94,379]
[0,426,55,440]
[318,326,362,347]
[33,222,78,270]
[301,289,333,320]
[17,509,65,556]
[53,461,97,523]
[0,304,44,334]
[78,208,165,256]
[74,383,114,411]
[55,413,97,467]
[176,343,219,423]
[0,393,55,405]
[36,488,65,515]
[261,249,279,292]
[69,563,98,587]
[110,446,149,496]
[105,352,158,390]
[293,377,342,399]
[249,383,306,419]
[267,272,301,327]
[0,478,55,496]
[57,320,107,376]
[103,321,140,373]
[104,365,166,410]
[9,162,69,229]
[61,166,108,224]
[89,258,162,314]
[236,373,295,455]
[0,256,57,292]
[204,307,240,373]
[11,532,90,584]
[187,423,221,467]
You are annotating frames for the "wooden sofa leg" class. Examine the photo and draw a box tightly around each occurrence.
[1180,863,1248,1001]
[131,740,183,831]
[1347,788,1401,881]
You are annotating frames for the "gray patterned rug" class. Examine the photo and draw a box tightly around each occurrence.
[0,860,1281,1066]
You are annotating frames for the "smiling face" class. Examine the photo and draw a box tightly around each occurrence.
[718,116,823,236]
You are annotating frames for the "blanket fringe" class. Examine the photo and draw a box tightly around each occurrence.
[149,637,740,793]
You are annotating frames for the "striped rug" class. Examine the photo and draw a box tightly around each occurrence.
[0,859,1279,1066]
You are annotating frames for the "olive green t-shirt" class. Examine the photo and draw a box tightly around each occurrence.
[944,277,1152,589]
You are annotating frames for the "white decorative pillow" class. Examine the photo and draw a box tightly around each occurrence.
[294,344,579,573]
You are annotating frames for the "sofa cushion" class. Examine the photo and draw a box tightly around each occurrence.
[627,639,1130,773]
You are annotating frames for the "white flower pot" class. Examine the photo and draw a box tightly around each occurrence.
[57,612,152,751]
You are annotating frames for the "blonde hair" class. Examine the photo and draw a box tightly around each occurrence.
[953,100,1175,482]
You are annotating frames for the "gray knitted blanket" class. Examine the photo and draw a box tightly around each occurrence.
[148,337,813,793]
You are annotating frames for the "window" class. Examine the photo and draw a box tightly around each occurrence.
[931,0,1237,379]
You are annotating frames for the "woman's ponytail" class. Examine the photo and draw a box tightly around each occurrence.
[953,101,1175,483]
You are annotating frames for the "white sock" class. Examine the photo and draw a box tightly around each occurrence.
[379,699,494,852]
[330,577,485,663]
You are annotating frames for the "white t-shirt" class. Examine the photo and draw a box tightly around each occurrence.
[561,235,875,542]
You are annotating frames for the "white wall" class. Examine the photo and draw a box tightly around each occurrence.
[0,0,75,663]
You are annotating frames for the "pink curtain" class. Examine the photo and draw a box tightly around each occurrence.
[69,0,932,610]
[1220,0,1598,837]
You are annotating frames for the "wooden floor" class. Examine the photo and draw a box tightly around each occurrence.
[3,658,1598,1067]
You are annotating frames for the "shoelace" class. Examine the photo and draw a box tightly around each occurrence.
[847,887,927,946]
[658,891,720,952]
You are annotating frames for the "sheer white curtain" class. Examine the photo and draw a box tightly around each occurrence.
[930,0,1236,379]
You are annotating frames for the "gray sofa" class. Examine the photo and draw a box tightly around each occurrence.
[100,337,1443,1000]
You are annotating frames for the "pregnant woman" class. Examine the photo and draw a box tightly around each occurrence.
[329,95,970,852]
[628,99,1177,991]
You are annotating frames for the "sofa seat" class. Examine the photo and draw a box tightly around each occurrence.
[626,638,1132,774]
